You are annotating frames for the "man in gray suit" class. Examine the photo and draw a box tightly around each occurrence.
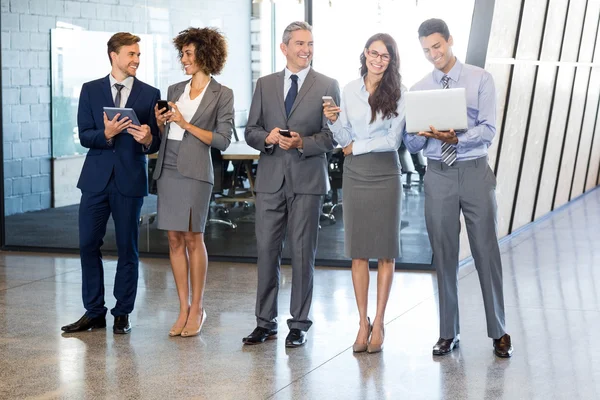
[403,19,513,358]
[243,21,340,348]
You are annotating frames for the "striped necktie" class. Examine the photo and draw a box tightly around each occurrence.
[440,75,457,166]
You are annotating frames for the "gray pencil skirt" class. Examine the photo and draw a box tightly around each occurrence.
[156,139,212,233]
[343,151,402,259]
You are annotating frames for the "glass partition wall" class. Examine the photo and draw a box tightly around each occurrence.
[1,0,478,268]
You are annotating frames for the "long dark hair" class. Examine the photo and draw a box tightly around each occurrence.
[359,33,402,123]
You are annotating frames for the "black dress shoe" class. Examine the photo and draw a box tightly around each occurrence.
[113,315,131,334]
[242,326,277,345]
[285,329,307,348]
[432,336,459,356]
[493,333,513,358]
[61,314,106,333]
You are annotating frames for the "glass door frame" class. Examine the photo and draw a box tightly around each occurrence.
[0,0,494,252]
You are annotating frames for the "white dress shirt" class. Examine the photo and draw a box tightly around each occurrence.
[109,75,134,107]
[168,80,207,141]
[328,77,406,155]
[284,66,311,98]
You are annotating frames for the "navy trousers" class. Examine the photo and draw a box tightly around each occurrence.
[79,174,143,318]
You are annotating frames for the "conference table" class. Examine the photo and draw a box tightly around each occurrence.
[219,140,260,204]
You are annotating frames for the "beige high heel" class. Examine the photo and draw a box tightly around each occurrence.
[169,325,185,337]
[169,309,190,337]
[353,317,372,353]
[367,323,384,353]
[181,308,207,338]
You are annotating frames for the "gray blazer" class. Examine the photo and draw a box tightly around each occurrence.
[245,68,340,195]
[153,78,234,185]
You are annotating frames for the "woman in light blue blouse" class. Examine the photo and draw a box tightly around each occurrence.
[324,33,405,354]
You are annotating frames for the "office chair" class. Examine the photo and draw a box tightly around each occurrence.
[207,146,237,229]
[322,148,344,223]
[139,156,158,226]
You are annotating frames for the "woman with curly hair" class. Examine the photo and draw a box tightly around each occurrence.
[152,27,234,337]
[323,33,405,353]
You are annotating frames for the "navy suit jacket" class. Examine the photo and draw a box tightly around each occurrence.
[77,75,161,197]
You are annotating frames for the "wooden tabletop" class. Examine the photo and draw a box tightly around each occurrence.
[222,140,260,160]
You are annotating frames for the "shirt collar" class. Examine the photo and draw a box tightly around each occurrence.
[359,75,369,93]
[433,57,463,85]
[109,74,134,91]
[285,66,311,83]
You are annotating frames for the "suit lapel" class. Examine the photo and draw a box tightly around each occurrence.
[170,80,188,103]
[276,70,287,120]
[188,78,219,127]
[164,80,188,139]
[102,75,113,106]
[125,77,142,108]
[288,69,316,118]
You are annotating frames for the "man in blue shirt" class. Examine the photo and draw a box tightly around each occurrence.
[403,19,513,358]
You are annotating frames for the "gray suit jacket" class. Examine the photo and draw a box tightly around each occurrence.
[153,78,234,185]
[245,68,340,195]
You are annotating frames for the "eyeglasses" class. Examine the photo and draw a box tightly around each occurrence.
[366,49,391,62]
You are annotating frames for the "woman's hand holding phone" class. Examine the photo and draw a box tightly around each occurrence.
[154,100,171,130]
[322,96,340,123]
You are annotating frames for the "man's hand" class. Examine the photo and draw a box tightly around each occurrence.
[265,127,281,145]
[418,125,458,144]
[279,131,303,150]
[342,142,353,156]
[103,112,131,140]
[128,124,152,147]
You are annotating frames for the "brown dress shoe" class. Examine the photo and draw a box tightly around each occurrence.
[493,333,513,358]
[432,336,459,356]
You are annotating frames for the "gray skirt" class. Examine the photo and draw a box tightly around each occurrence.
[156,139,212,233]
[343,151,402,259]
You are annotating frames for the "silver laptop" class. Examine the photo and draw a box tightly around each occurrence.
[405,88,468,133]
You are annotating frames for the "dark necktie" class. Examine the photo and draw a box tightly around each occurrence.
[114,83,125,107]
[284,74,298,117]
[440,75,457,166]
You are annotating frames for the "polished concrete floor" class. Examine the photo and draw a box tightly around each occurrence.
[1,188,600,399]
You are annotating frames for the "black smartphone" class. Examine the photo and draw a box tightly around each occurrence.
[157,100,169,114]
[279,129,291,138]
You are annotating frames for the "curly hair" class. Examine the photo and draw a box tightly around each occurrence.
[359,33,402,123]
[173,27,228,75]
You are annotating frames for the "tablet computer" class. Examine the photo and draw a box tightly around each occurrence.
[404,88,468,133]
[103,107,141,126]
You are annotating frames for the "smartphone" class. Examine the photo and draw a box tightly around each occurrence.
[322,95,338,108]
[279,129,291,138]
[157,100,169,114]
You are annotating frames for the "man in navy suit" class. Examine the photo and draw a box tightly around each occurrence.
[61,32,161,334]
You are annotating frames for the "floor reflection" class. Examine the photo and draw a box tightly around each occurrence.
[1,188,600,398]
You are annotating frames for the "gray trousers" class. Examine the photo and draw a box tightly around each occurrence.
[425,157,506,340]
[254,178,323,332]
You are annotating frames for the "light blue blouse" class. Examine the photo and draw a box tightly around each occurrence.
[328,77,406,155]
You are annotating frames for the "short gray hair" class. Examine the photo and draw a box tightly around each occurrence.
[282,21,312,45]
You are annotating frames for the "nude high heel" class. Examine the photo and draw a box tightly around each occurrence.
[169,309,190,337]
[181,308,207,338]
[367,323,384,353]
[353,317,372,353]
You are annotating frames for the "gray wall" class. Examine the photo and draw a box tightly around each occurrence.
[1,0,251,216]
